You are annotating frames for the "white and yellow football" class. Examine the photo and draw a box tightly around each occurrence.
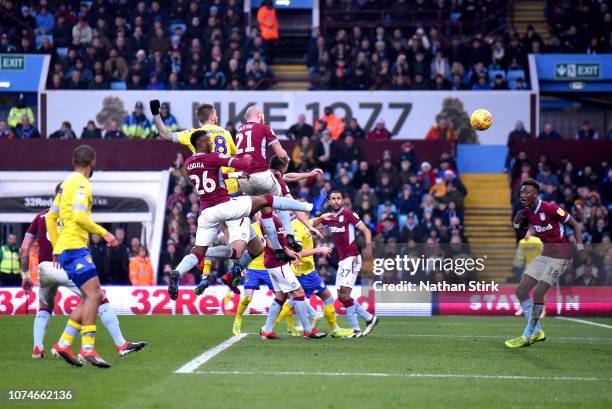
[470,109,493,131]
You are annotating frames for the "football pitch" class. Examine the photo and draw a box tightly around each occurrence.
[1,315,611,409]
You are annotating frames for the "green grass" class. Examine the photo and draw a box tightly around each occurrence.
[1,315,611,409]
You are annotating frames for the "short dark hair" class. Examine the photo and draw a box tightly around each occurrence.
[73,145,96,167]
[329,189,343,198]
[190,129,208,150]
[270,155,285,171]
[520,178,540,192]
[196,103,214,124]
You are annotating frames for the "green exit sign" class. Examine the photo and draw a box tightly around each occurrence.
[555,63,600,80]
[0,55,25,70]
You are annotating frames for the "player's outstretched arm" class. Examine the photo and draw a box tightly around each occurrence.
[311,212,335,227]
[45,196,60,247]
[293,211,324,239]
[150,100,174,141]
[19,234,34,290]
[271,142,289,163]
[283,168,323,183]
[298,246,332,258]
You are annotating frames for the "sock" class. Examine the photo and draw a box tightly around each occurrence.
[236,296,252,321]
[98,302,126,348]
[237,250,255,267]
[265,195,313,212]
[520,299,541,336]
[33,310,51,350]
[306,301,317,318]
[264,299,283,333]
[81,325,96,352]
[277,210,293,235]
[175,253,199,277]
[323,297,338,331]
[524,303,545,338]
[206,245,232,259]
[261,213,282,250]
[342,298,360,330]
[353,299,373,321]
[58,318,81,348]
[293,296,313,334]
[273,301,294,330]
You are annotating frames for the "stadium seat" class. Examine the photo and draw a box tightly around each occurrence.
[36,34,53,47]
[169,23,187,34]
[488,70,505,83]
[506,69,526,83]
[56,47,68,58]
[398,214,408,228]
[110,81,127,90]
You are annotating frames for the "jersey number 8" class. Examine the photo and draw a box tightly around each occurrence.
[190,171,216,195]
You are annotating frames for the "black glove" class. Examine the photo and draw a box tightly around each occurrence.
[149,99,160,115]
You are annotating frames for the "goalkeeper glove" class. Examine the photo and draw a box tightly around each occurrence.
[149,99,160,116]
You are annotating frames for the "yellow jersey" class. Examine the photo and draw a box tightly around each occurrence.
[518,236,543,266]
[291,219,315,276]
[247,223,266,271]
[46,172,108,255]
[176,124,238,194]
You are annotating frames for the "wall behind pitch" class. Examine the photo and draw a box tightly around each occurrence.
[44,90,534,145]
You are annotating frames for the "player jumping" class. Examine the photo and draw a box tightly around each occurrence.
[46,145,118,368]
[20,189,146,359]
[316,190,379,337]
[168,130,327,300]
[505,179,583,348]
[259,214,327,340]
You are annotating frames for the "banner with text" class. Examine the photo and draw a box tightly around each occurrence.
[44,90,533,145]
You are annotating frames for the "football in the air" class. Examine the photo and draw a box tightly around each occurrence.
[470,109,493,131]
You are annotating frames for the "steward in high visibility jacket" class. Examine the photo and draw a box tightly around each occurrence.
[0,234,20,286]
[122,101,152,139]
[8,95,35,129]
[257,1,279,41]
[129,247,155,285]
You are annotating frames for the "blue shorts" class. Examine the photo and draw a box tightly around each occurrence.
[57,248,98,288]
[297,271,327,298]
[242,269,273,290]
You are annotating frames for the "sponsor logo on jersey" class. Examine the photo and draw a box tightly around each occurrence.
[329,226,346,233]
[533,223,553,233]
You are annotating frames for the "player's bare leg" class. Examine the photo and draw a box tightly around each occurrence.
[76,277,111,368]
[171,245,207,299]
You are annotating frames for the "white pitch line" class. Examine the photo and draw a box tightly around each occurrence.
[192,370,612,382]
[175,333,248,374]
[376,333,612,341]
[556,317,612,330]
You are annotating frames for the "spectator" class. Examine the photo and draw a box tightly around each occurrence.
[538,123,562,140]
[292,136,316,171]
[89,234,110,283]
[340,117,366,140]
[152,103,179,136]
[129,246,155,285]
[352,160,376,188]
[0,120,15,139]
[492,74,509,90]
[367,119,392,140]
[507,120,531,149]
[575,121,599,140]
[72,16,93,44]
[338,135,362,171]
[574,259,600,286]
[314,129,340,175]
[425,118,456,142]
[108,228,130,284]
[314,106,345,141]
[7,94,35,130]
[287,114,314,140]
[81,120,103,139]
[0,234,20,286]
[14,116,41,139]
[105,121,127,139]
[35,6,55,35]
[104,48,128,82]
[398,142,418,168]
[129,237,142,258]
[123,101,152,139]
[167,185,186,209]
[49,121,77,139]
[536,165,559,187]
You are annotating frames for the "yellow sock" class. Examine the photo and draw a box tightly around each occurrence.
[81,325,96,352]
[273,302,293,330]
[58,319,81,348]
[236,296,252,321]
[323,303,337,331]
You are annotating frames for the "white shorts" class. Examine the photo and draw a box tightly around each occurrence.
[38,261,81,307]
[225,217,252,244]
[196,196,253,246]
[267,264,301,293]
[336,255,362,288]
[524,255,571,286]
[238,170,282,196]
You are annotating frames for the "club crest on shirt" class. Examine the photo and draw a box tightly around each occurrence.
[539,212,546,221]
[339,215,344,223]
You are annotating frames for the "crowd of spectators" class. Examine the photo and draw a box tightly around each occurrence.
[507,125,612,286]
[1,0,275,91]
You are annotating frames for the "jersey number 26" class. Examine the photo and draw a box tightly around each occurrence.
[190,171,216,195]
